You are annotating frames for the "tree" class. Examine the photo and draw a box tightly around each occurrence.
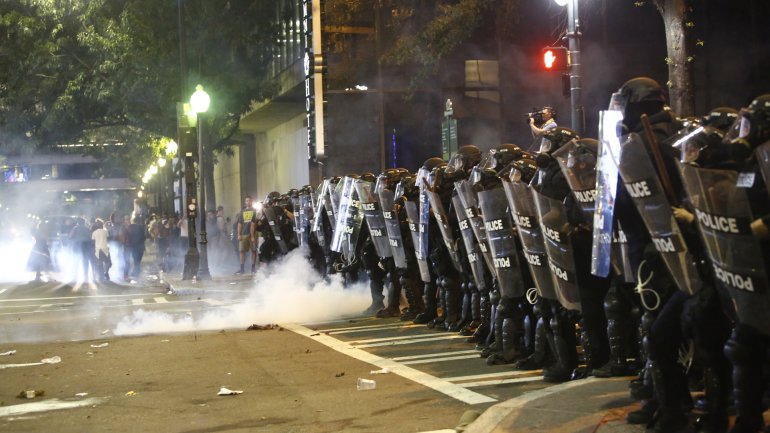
[647,0,696,116]
[0,0,283,207]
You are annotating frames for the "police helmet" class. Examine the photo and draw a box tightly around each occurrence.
[702,107,739,132]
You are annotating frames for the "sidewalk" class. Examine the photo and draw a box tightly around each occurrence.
[463,377,645,433]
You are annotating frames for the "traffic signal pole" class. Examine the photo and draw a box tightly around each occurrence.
[566,0,585,135]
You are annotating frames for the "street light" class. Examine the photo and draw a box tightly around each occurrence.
[190,84,211,280]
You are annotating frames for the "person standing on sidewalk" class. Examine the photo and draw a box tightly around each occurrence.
[235,195,257,275]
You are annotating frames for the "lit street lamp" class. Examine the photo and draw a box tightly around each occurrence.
[190,84,211,280]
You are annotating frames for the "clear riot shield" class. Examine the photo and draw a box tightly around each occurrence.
[426,189,463,272]
[331,177,364,258]
[554,139,633,282]
[452,194,488,291]
[330,180,344,226]
[311,180,327,234]
[533,189,582,311]
[478,187,526,298]
[297,193,310,246]
[405,200,432,282]
[290,196,304,247]
[417,168,431,266]
[591,110,625,277]
[680,164,770,335]
[263,206,289,254]
[502,178,558,300]
[618,133,703,295]
[354,179,392,259]
[380,190,408,269]
[454,180,495,272]
[756,141,770,200]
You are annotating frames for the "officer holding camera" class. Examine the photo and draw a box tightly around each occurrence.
[528,106,557,139]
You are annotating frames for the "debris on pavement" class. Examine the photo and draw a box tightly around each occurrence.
[246,324,279,331]
[217,387,243,396]
[90,343,109,348]
[125,391,136,396]
[75,393,89,397]
[40,356,61,364]
[335,372,345,378]
[0,350,16,356]
[101,329,111,335]
[356,378,376,391]
[370,368,391,375]
[18,390,44,399]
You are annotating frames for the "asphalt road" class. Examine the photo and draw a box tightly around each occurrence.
[0,274,564,432]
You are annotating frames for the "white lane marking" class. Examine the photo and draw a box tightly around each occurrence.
[445,370,543,382]
[0,397,107,417]
[402,354,481,365]
[282,322,496,405]
[392,349,478,361]
[350,332,458,344]
[417,430,456,433]
[0,362,44,370]
[204,299,225,306]
[0,293,164,303]
[131,299,145,306]
[462,377,605,433]
[461,376,543,388]
[325,323,424,334]
[0,288,7,295]
[153,297,168,304]
[354,334,468,348]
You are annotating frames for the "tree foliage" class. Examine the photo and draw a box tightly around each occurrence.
[0,0,282,180]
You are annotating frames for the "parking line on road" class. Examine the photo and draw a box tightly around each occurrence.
[401,354,481,365]
[0,397,107,418]
[461,376,543,388]
[324,323,424,334]
[0,293,163,303]
[282,322,496,405]
[153,297,168,304]
[392,349,478,362]
[445,370,543,382]
[354,334,468,348]
[350,332,462,345]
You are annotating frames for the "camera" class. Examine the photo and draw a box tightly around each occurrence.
[525,109,546,127]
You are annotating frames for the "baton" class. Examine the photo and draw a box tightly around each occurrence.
[640,114,679,206]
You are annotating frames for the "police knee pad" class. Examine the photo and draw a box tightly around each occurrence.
[603,289,623,321]
[489,289,501,305]
[467,281,477,293]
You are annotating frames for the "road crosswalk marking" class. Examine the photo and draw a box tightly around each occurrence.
[353,334,468,348]
[401,353,481,365]
[282,322,497,405]
[391,349,478,362]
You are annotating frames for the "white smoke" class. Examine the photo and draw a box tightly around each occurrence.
[114,248,371,336]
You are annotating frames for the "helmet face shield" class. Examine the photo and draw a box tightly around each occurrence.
[723,115,747,144]
[374,174,388,195]
[538,136,554,154]
[445,153,463,175]
[477,150,497,171]
[469,167,482,186]
[394,181,405,199]
[608,91,628,113]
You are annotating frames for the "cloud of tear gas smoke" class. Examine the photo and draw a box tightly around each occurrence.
[114,248,371,336]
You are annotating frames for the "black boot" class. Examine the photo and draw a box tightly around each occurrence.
[445,278,465,332]
[594,285,631,377]
[376,272,402,318]
[461,283,482,336]
[725,327,766,433]
[646,361,690,433]
[399,273,424,321]
[487,304,522,365]
[480,287,500,356]
[516,300,553,370]
[414,281,438,324]
[543,306,576,383]
[468,287,490,345]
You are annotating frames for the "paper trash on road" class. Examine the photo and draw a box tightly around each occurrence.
[0,350,16,356]
[90,343,109,348]
[75,393,89,397]
[41,356,61,364]
[370,368,390,374]
[217,387,243,396]
[101,330,111,335]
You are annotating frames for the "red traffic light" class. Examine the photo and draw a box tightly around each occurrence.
[542,47,568,71]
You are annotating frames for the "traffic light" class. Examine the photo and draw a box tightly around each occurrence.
[542,47,568,71]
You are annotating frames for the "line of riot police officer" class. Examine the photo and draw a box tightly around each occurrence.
[256,77,770,433]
